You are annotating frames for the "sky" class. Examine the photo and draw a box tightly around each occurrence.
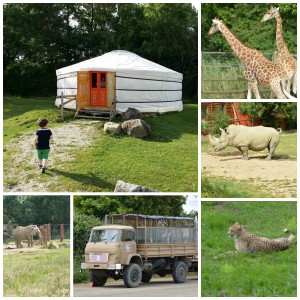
[183,195,198,213]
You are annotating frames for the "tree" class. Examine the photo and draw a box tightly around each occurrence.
[74,195,186,219]
[201,3,297,53]
[3,195,70,226]
[4,3,198,100]
[239,102,297,129]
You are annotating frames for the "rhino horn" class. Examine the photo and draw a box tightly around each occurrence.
[208,134,217,146]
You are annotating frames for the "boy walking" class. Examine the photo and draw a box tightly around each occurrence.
[34,118,52,174]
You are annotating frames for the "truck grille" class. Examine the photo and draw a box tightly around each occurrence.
[89,253,108,263]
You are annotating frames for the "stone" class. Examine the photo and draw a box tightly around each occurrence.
[104,122,122,134]
[122,107,142,121]
[114,180,158,192]
[48,241,59,249]
[121,119,151,138]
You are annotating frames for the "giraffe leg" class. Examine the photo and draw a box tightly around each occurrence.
[271,80,287,99]
[247,82,252,99]
[250,82,261,99]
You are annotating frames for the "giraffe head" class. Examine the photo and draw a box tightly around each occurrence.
[208,18,223,36]
[261,6,279,22]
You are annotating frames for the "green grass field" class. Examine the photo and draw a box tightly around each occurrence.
[201,201,297,297]
[3,97,198,192]
[3,241,70,297]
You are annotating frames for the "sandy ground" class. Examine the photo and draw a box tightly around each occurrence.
[202,152,297,198]
[4,120,99,192]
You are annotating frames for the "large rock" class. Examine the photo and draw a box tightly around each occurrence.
[122,119,151,138]
[104,122,122,134]
[122,107,142,121]
[48,241,59,249]
[114,180,158,192]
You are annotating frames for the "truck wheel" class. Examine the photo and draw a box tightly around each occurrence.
[90,270,108,287]
[172,261,187,284]
[123,263,142,288]
[141,272,152,283]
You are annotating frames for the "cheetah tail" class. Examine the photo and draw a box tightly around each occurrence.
[288,233,295,243]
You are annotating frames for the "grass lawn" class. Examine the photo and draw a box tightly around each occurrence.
[3,241,70,297]
[3,97,197,192]
[201,201,297,297]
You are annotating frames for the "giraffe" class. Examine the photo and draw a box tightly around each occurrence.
[208,18,292,99]
[261,6,297,96]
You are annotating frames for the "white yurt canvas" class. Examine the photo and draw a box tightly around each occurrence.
[55,50,183,113]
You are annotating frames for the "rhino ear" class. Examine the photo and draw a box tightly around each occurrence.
[219,127,224,133]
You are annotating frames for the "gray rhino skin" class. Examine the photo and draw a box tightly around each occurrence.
[208,124,282,160]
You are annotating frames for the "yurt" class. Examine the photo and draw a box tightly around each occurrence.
[55,50,183,114]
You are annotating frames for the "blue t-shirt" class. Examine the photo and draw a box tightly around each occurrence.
[36,128,52,150]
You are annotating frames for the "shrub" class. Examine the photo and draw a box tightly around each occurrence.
[208,110,231,136]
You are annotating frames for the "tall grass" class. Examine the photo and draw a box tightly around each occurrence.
[201,201,297,297]
[201,52,271,99]
[3,242,70,297]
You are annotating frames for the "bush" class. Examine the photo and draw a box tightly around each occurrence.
[208,110,231,136]
[201,119,209,131]
[73,212,103,257]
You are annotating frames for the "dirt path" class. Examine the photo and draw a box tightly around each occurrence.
[202,153,297,198]
[4,120,100,192]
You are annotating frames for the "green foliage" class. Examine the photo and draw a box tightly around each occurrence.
[202,201,297,297]
[3,195,70,225]
[201,120,209,131]
[208,110,231,136]
[73,212,103,256]
[74,196,186,219]
[202,3,297,53]
[239,103,297,129]
[4,3,197,100]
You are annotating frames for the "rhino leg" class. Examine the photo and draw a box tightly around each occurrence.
[266,140,280,160]
[239,147,249,160]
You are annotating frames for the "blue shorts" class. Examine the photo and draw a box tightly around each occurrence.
[37,149,50,160]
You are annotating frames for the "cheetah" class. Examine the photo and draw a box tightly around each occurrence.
[228,222,295,253]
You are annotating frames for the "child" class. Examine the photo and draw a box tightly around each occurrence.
[34,118,53,174]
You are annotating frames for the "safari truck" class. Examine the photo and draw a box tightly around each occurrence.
[81,214,198,288]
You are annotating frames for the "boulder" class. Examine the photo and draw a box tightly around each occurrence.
[104,122,122,134]
[48,241,59,249]
[122,107,143,121]
[122,119,151,138]
[114,180,158,192]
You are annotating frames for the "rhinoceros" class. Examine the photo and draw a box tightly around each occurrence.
[208,124,282,160]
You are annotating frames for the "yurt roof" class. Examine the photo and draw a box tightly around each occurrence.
[56,50,182,80]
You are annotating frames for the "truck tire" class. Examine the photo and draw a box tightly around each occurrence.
[90,270,108,287]
[172,261,187,284]
[123,263,142,288]
[141,272,152,283]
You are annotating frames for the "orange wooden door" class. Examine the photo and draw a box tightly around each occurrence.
[99,72,107,107]
[77,71,90,109]
[90,72,100,106]
[90,72,107,107]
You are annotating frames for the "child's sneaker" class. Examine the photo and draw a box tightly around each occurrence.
[41,167,46,174]
[37,163,42,169]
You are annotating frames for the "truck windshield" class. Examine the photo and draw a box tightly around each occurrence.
[89,230,120,243]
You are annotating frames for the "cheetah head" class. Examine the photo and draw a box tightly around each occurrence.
[228,222,244,238]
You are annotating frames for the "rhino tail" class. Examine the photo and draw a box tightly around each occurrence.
[277,128,282,134]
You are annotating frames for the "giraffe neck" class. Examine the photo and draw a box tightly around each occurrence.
[219,22,254,63]
[275,12,289,53]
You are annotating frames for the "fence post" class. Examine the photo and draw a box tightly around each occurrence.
[61,92,64,121]
[47,224,51,241]
[60,224,64,242]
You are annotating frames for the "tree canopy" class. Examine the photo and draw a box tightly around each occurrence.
[74,195,188,220]
[239,102,297,129]
[202,3,297,53]
[3,195,70,225]
[4,3,198,100]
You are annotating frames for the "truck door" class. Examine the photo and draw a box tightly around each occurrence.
[120,230,136,264]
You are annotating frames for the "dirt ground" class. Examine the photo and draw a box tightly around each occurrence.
[3,241,45,255]
[202,152,297,198]
[4,120,99,192]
